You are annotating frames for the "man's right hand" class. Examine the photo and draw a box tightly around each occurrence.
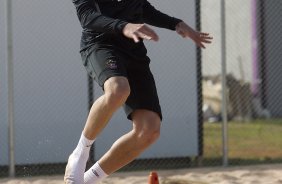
[122,23,159,43]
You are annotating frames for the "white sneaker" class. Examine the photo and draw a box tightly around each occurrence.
[64,152,88,184]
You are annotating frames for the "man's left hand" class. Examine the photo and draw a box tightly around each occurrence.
[175,21,213,49]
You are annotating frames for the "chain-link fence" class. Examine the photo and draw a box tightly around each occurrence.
[1,0,282,179]
[201,0,282,166]
[0,0,89,177]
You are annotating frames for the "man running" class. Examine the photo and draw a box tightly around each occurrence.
[65,0,212,183]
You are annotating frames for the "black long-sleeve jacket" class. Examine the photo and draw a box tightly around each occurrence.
[72,0,182,56]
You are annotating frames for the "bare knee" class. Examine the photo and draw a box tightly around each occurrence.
[104,77,130,107]
[132,110,161,149]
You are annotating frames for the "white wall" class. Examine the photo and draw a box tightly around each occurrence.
[0,0,199,165]
[0,0,88,165]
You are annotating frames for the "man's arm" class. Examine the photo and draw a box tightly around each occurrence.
[143,1,213,48]
[72,0,159,43]
[175,22,213,49]
[142,1,182,30]
[72,0,128,34]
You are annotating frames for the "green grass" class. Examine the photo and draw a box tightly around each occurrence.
[203,119,282,164]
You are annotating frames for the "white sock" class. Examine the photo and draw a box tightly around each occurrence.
[73,133,95,155]
[84,162,108,184]
[64,133,95,184]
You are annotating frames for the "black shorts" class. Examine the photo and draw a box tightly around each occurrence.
[80,45,162,120]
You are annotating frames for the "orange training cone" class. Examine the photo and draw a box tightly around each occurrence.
[148,171,159,184]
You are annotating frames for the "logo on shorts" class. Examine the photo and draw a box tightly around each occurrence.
[106,59,118,70]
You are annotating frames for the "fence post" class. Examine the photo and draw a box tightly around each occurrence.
[5,0,16,177]
[220,0,229,167]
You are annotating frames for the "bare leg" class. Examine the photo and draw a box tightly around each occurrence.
[83,76,131,139]
[98,109,161,174]
[64,76,130,184]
